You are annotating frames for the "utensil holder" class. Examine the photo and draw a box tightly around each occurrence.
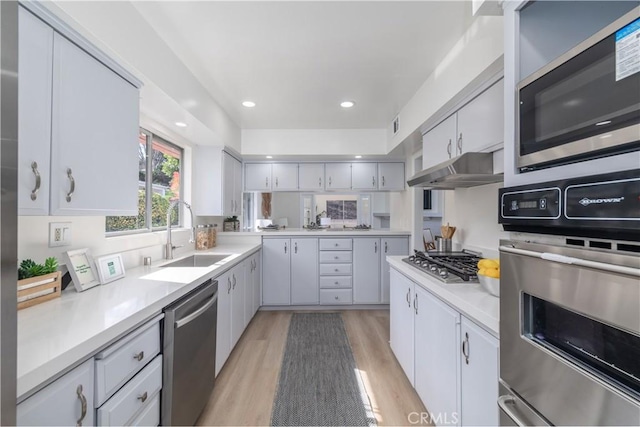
[437,238,452,252]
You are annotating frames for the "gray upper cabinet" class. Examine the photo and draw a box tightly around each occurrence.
[245,163,272,191]
[455,79,504,155]
[325,163,352,191]
[271,163,298,191]
[298,163,325,191]
[223,152,242,216]
[378,163,405,191]
[351,163,378,190]
[19,6,140,216]
[423,114,457,170]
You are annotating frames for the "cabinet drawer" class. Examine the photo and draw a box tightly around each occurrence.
[95,317,161,406]
[97,355,162,426]
[319,238,352,251]
[320,289,353,305]
[320,276,352,289]
[130,392,160,427]
[320,263,352,276]
[320,251,353,263]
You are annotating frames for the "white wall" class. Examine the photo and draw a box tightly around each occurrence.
[242,129,387,156]
[387,15,503,152]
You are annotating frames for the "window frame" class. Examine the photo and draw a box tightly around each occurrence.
[105,127,184,236]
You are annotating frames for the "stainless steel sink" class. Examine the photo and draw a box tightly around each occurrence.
[160,254,231,268]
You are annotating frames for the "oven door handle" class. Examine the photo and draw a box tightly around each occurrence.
[499,245,640,277]
[498,395,528,427]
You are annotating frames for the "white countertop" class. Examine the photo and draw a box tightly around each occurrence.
[224,228,411,236]
[16,243,261,400]
[387,256,499,338]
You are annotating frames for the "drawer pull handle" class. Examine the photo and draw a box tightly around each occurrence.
[133,351,144,361]
[137,391,148,403]
[334,268,339,272]
[334,281,339,285]
[30,161,41,201]
[335,296,339,300]
[76,385,87,427]
[335,243,339,247]
[334,256,339,260]
[66,168,75,203]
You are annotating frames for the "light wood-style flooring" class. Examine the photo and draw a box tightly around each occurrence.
[197,310,428,426]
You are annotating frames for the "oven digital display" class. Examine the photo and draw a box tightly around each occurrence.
[501,188,560,219]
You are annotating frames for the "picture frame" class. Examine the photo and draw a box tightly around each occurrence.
[95,253,126,285]
[63,248,101,293]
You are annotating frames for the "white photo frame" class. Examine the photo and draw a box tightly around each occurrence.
[95,253,126,285]
[63,248,100,293]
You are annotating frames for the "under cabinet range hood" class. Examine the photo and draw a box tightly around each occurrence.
[407,152,503,189]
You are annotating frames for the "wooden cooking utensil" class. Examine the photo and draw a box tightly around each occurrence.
[441,223,457,239]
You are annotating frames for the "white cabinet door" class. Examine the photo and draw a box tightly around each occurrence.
[380,237,409,303]
[325,163,351,190]
[232,155,243,215]
[50,34,139,216]
[460,316,499,426]
[351,163,378,190]
[291,238,319,304]
[422,114,457,170]
[414,286,460,426]
[18,7,53,216]
[244,258,254,327]
[253,252,261,316]
[377,163,405,191]
[353,238,381,304]
[17,359,94,426]
[215,269,232,376]
[298,163,325,191]
[222,152,236,216]
[262,239,291,305]
[456,79,504,155]
[230,264,245,347]
[271,163,298,191]
[389,268,415,385]
[245,163,272,191]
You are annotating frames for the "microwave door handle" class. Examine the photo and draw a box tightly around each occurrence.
[499,245,640,277]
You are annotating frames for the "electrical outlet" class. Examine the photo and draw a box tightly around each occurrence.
[49,222,72,247]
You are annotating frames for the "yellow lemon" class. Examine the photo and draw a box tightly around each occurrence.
[484,268,500,279]
[478,259,499,269]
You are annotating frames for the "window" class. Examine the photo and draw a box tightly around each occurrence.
[106,129,183,233]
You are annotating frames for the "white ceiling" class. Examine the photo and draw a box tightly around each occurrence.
[133,1,474,130]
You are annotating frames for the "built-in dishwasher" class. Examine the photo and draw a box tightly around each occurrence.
[162,279,218,426]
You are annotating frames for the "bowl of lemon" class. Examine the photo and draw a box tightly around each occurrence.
[477,258,500,297]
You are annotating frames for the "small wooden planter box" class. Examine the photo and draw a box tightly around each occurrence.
[17,271,62,310]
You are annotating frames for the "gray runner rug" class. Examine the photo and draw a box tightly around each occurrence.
[271,313,377,427]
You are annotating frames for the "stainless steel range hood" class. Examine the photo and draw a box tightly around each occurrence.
[407,152,503,189]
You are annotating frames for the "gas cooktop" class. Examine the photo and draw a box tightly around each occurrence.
[402,250,482,284]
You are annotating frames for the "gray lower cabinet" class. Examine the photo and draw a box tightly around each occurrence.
[291,239,319,305]
[319,238,353,305]
[353,238,381,304]
[380,237,410,303]
[262,238,291,305]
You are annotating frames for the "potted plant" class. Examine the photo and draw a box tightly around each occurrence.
[17,257,62,309]
[223,216,239,232]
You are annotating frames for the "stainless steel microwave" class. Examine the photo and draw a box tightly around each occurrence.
[517,7,640,173]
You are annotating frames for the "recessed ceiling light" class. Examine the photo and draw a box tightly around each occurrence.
[242,101,256,108]
[595,120,611,126]
[175,122,187,128]
[340,101,355,108]
[355,155,362,159]
[266,155,273,159]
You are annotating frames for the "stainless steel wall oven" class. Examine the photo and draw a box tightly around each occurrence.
[497,169,640,426]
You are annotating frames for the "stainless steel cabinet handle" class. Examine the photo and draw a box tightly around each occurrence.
[335,243,339,247]
[334,256,339,260]
[406,288,411,307]
[232,274,236,289]
[384,241,388,253]
[275,177,279,187]
[334,268,339,272]
[284,242,287,254]
[294,242,298,254]
[372,176,375,186]
[137,391,148,403]
[498,395,527,427]
[462,332,469,364]
[457,133,463,154]
[66,168,75,202]
[319,177,322,187]
[374,241,378,253]
[334,281,339,285]
[335,296,339,300]
[227,277,231,293]
[76,385,87,427]
[414,293,418,315]
[447,139,452,158]
[265,177,268,187]
[382,176,385,187]
[133,351,144,361]
[30,161,41,201]
[328,176,332,186]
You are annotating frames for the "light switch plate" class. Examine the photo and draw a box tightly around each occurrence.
[49,222,72,247]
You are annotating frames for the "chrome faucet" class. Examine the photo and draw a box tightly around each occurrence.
[165,200,195,259]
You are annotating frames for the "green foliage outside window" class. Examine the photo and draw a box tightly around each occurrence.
[106,192,179,232]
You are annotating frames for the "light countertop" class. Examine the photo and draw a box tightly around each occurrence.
[222,228,411,236]
[387,256,499,338]
[16,242,261,401]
